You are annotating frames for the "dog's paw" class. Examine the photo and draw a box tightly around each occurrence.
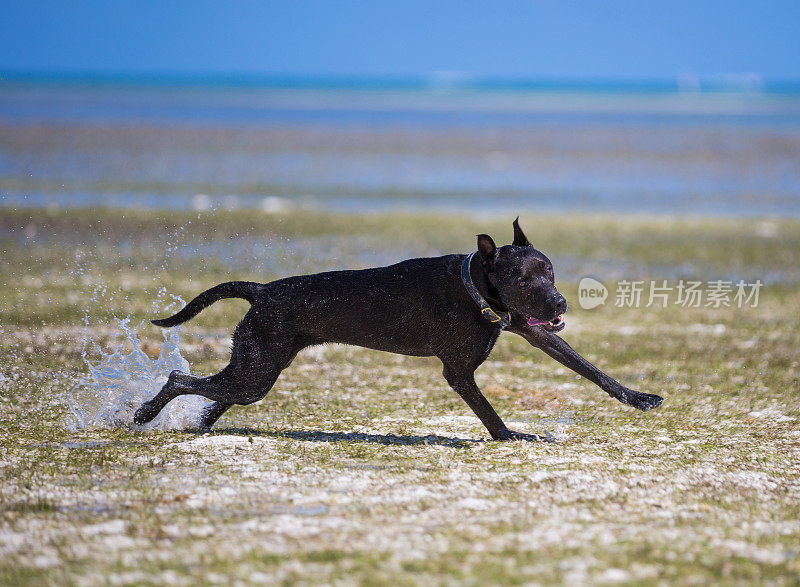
[496,429,551,442]
[623,391,665,412]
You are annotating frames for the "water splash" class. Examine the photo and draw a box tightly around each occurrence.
[541,415,575,443]
[61,220,212,432]
[64,315,212,431]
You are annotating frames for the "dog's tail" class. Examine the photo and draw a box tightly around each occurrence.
[151,281,261,328]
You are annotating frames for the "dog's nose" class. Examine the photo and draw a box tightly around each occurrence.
[554,295,567,315]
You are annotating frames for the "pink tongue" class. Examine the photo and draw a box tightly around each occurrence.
[527,317,548,327]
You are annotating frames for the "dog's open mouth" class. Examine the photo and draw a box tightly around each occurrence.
[527,315,565,332]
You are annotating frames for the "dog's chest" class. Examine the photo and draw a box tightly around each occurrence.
[474,327,502,364]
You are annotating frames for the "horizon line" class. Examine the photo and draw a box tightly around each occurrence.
[3,70,800,94]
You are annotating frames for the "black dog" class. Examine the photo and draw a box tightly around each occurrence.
[134,219,663,440]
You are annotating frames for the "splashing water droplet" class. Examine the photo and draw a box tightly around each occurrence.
[541,415,574,443]
[63,315,211,431]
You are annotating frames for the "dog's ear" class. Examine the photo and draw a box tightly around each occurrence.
[512,216,531,247]
[476,234,497,271]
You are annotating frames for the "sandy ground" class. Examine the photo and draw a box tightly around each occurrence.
[1,209,799,584]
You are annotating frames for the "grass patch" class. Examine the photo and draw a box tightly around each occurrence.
[1,207,799,583]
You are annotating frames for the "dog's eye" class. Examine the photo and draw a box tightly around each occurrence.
[546,266,553,277]
[518,280,528,288]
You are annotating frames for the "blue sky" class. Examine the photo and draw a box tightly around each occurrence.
[2,1,799,80]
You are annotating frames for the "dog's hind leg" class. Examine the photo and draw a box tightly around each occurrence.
[134,312,302,426]
[133,354,290,426]
[133,368,236,426]
[198,402,233,429]
[133,344,297,427]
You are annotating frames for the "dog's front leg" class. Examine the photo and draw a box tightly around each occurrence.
[442,364,539,441]
[507,324,664,411]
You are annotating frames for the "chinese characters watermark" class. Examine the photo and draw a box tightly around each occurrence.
[578,277,762,310]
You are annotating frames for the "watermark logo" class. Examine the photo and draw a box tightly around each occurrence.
[578,277,763,310]
[578,277,609,309]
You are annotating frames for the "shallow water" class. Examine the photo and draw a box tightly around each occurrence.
[2,82,800,217]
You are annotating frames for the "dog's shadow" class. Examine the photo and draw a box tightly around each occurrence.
[202,427,480,448]
[194,427,553,447]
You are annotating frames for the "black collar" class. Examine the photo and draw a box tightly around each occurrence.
[460,252,512,329]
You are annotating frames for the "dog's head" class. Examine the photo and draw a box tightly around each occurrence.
[476,218,567,332]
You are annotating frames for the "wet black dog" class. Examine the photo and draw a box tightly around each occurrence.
[134,218,663,439]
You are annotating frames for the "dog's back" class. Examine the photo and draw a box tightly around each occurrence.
[257,254,479,356]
